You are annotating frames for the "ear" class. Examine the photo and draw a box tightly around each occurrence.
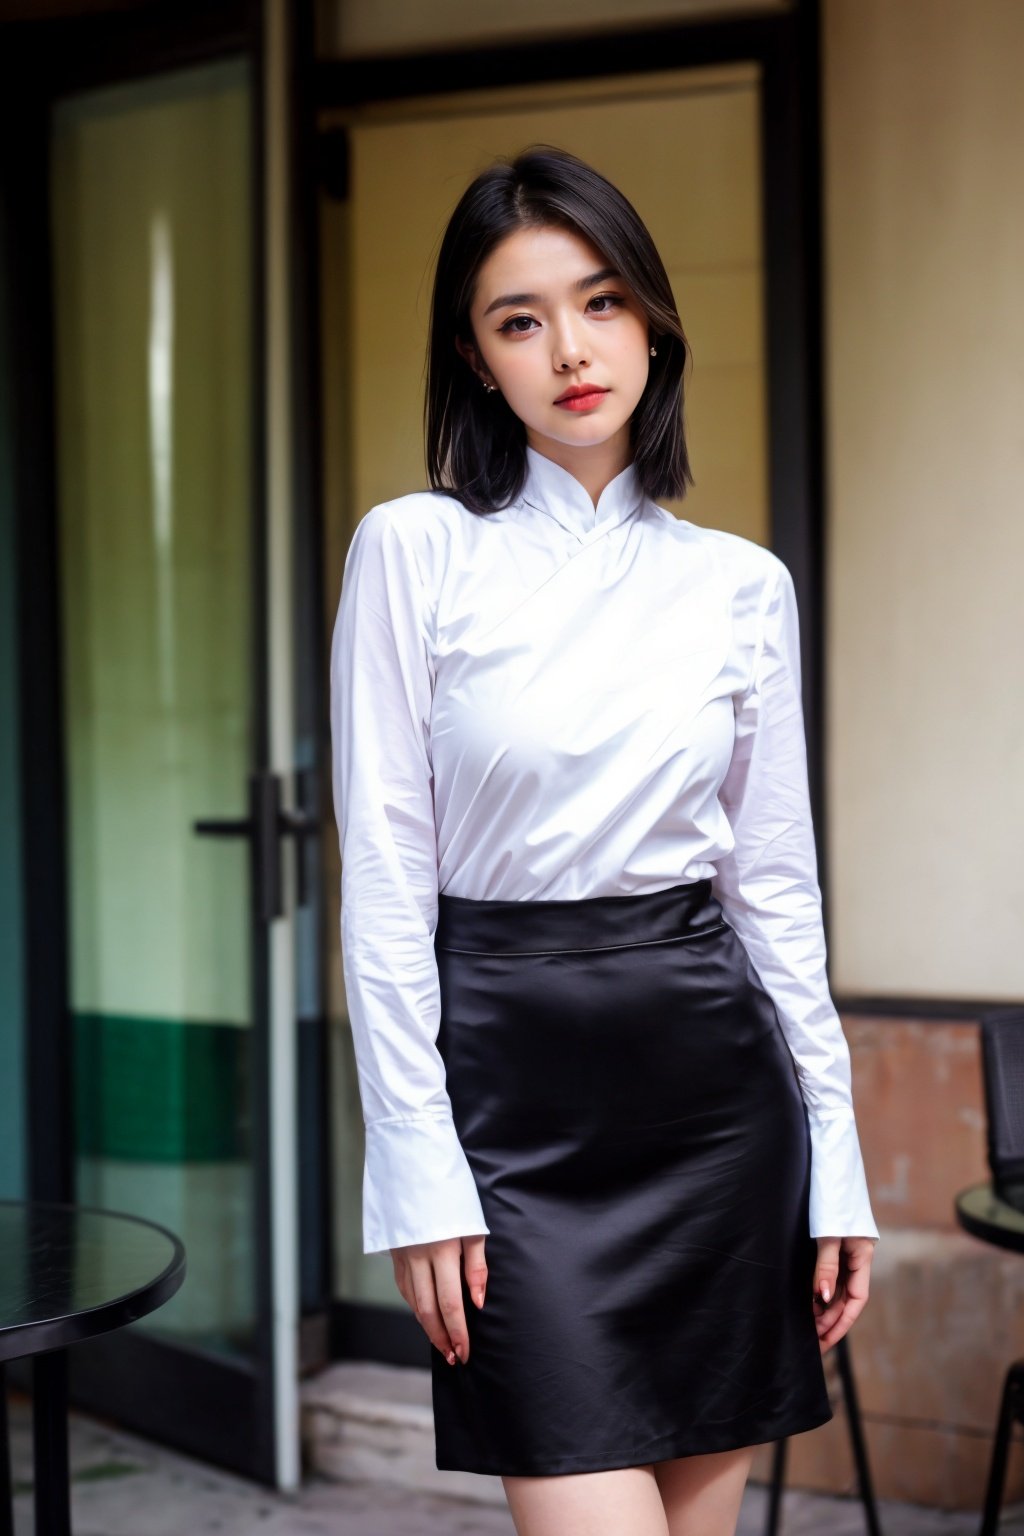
[454,334,478,374]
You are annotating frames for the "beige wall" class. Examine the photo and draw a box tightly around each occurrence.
[823,0,1024,1002]
[337,66,768,543]
[317,0,789,58]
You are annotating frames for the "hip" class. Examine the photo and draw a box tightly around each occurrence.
[433,879,804,1127]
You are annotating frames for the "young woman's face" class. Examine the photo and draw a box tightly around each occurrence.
[458,223,652,463]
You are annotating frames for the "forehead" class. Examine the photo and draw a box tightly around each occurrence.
[472,224,611,300]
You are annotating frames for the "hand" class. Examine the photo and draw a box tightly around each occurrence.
[390,1233,488,1366]
[812,1235,875,1353]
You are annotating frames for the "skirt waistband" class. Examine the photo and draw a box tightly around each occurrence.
[434,878,724,955]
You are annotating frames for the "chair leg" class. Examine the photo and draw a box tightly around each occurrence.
[0,1363,13,1536]
[835,1336,884,1536]
[762,1339,883,1536]
[978,1360,1024,1536]
[763,1436,787,1536]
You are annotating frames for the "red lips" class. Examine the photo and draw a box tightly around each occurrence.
[554,384,610,404]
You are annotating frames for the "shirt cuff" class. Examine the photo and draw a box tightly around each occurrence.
[362,1114,491,1255]
[807,1111,881,1241]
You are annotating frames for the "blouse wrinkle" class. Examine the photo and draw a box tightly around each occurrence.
[331,444,879,1254]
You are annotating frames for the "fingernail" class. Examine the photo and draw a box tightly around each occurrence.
[473,1288,485,1308]
[446,1349,456,1365]
[821,1284,831,1302]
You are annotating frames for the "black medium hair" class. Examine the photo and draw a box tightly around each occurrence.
[425,144,694,516]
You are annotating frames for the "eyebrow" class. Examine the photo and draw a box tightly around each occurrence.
[482,267,622,317]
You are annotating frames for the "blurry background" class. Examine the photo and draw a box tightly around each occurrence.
[1,0,1022,1511]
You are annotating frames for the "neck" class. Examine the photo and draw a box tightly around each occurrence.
[526,425,632,508]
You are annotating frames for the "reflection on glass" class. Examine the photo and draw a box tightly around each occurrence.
[51,58,256,1358]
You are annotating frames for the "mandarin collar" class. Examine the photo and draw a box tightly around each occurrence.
[519,445,644,541]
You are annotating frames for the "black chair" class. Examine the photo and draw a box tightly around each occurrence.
[764,1335,883,1535]
[981,1008,1024,1216]
[973,1007,1024,1535]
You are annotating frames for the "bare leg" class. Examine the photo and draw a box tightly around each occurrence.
[501,1464,671,1536]
[653,1445,758,1536]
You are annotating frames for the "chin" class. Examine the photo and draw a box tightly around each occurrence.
[542,414,632,448]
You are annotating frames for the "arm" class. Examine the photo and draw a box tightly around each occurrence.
[710,554,880,1243]
[329,503,490,1256]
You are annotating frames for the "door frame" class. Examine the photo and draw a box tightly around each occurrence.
[2,0,327,1487]
[316,0,828,1367]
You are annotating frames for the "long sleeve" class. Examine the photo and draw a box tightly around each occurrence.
[710,555,880,1243]
[330,504,490,1255]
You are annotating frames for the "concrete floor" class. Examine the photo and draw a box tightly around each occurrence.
[6,1392,1023,1536]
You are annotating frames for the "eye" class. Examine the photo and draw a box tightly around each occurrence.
[497,314,538,335]
[587,293,625,314]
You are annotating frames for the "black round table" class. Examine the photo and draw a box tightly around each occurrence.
[954,1180,1024,1535]
[955,1179,1024,1255]
[0,1200,186,1536]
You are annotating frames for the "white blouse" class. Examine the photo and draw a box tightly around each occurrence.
[330,445,880,1256]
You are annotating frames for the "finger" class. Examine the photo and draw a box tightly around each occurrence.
[462,1234,488,1309]
[433,1251,472,1365]
[817,1241,871,1331]
[813,1258,847,1314]
[813,1239,842,1306]
[390,1252,413,1310]
[841,1253,872,1305]
[814,1283,846,1335]
[819,1292,868,1353]
[819,1309,855,1352]
[410,1264,456,1364]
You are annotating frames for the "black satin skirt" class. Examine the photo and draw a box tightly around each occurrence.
[430,877,832,1477]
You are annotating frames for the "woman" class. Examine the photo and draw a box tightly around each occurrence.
[330,145,879,1536]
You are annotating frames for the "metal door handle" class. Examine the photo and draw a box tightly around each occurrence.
[278,765,320,908]
[193,769,319,921]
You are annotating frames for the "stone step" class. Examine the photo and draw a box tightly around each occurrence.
[301,1360,506,1506]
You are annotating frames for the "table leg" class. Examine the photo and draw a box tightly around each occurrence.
[33,1350,71,1536]
[0,1362,13,1536]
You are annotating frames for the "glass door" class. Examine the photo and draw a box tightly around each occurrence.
[53,53,260,1363]
[19,2,312,1488]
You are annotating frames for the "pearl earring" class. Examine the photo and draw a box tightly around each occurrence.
[482,380,497,393]
[650,345,657,357]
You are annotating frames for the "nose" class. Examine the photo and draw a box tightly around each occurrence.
[551,312,590,372]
